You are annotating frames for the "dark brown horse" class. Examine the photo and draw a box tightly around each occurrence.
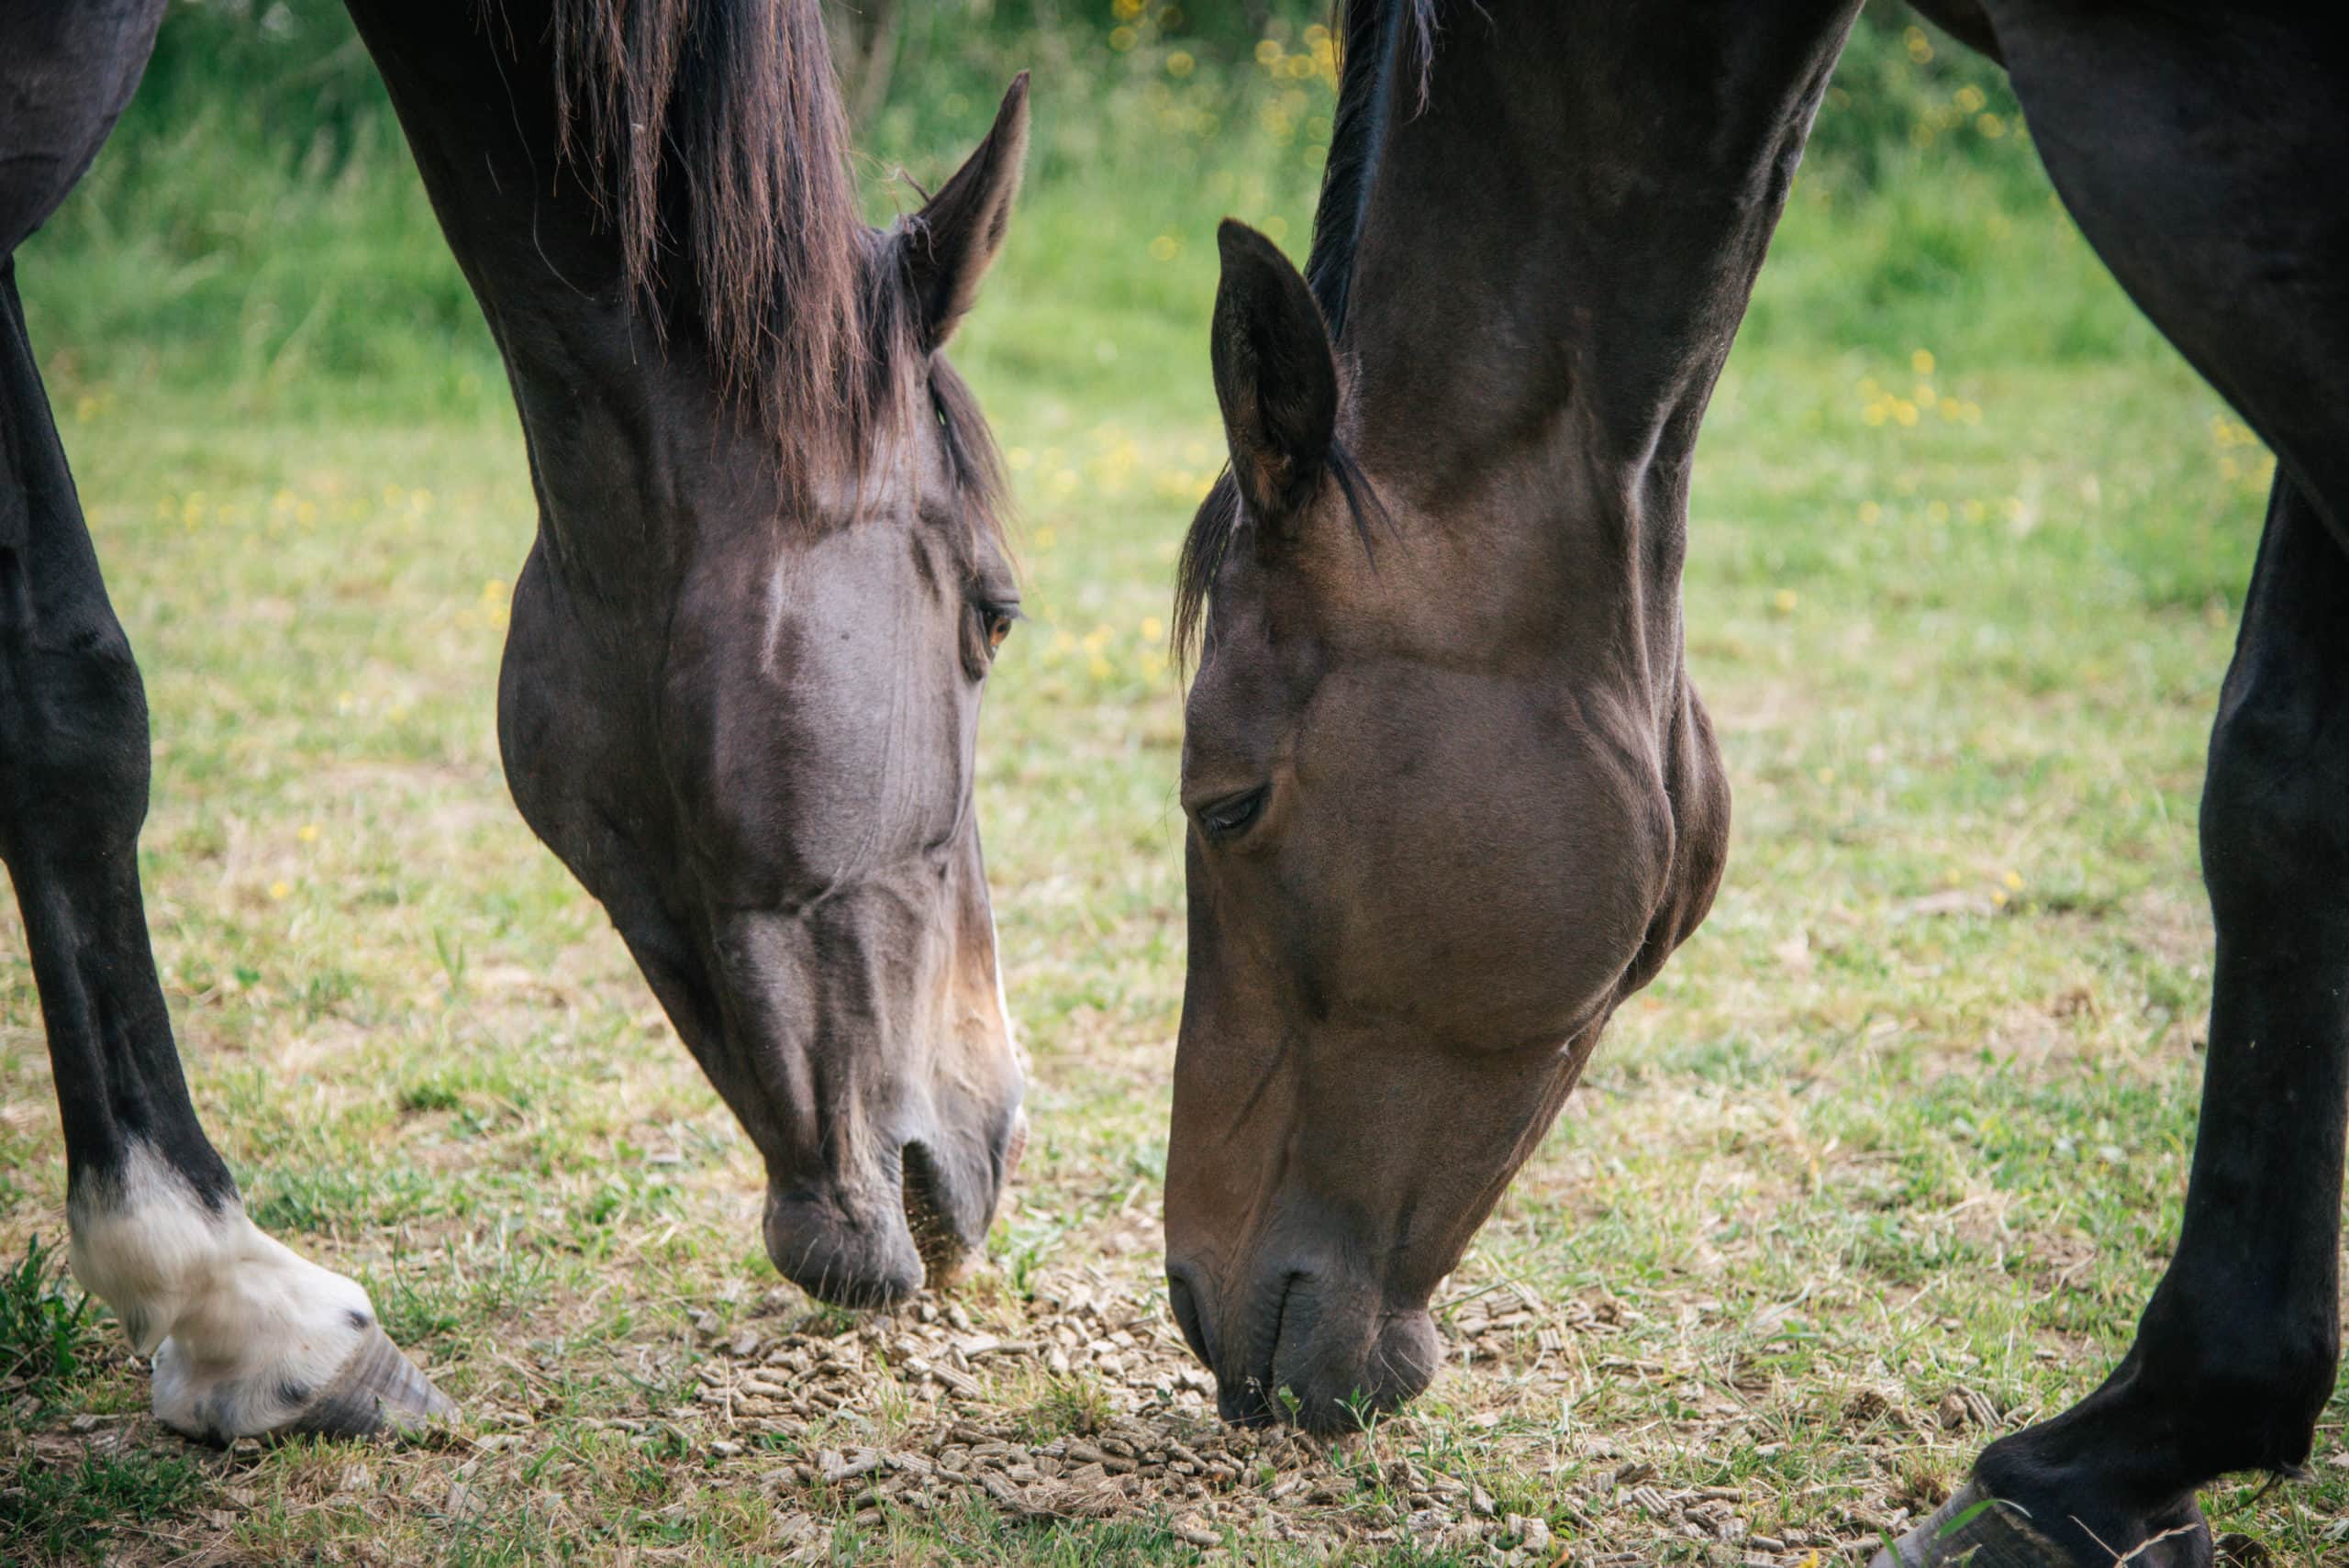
[1163,4,2346,1564]
[2,0,1028,1444]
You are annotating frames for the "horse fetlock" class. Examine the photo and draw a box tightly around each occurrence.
[2143,1333,2334,1480]
[69,1143,451,1443]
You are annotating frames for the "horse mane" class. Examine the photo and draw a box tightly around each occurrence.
[1174,0,1435,660]
[1304,0,1437,336]
[541,0,1002,537]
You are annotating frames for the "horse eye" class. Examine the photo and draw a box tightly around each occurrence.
[974,602,1019,659]
[1196,786,1269,841]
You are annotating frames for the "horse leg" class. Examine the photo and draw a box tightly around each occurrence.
[1888,478,2348,1566]
[1879,12,2349,1562]
[1908,476,2348,1565]
[1,6,451,1444]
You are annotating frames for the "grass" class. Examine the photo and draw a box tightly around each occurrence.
[0,1239,105,1413]
[5,8,2347,1566]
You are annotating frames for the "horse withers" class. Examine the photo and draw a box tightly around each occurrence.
[1163,4,2349,1566]
[2,0,1031,1444]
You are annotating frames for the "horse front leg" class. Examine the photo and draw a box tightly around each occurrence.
[2,8,452,1439]
[1887,474,2348,1565]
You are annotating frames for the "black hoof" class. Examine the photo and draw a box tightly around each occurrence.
[1872,1482,2072,1566]
[1871,1480,2214,1568]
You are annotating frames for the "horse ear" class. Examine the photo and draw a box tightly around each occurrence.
[904,72,1030,351]
[1210,219,1337,527]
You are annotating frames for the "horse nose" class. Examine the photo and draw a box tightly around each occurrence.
[762,1090,1021,1309]
[763,1181,925,1309]
[1306,1307,1438,1429]
[1191,1262,1442,1433]
[1275,1298,1440,1432]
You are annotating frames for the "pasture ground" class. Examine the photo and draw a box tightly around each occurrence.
[5,11,2348,1564]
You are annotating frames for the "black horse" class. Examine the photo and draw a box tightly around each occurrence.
[1163,3,2344,1564]
[2,0,1030,1444]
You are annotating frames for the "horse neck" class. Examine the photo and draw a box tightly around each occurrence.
[1337,0,1860,686]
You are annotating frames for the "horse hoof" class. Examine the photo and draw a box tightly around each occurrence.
[1870,1481,2078,1568]
[155,1318,456,1446]
[273,1320,457,1440]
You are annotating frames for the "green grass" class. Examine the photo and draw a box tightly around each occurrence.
[0,1238,106,1415]
[4,6,2346,1566]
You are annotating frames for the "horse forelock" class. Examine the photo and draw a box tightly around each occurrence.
[542,0,999,539]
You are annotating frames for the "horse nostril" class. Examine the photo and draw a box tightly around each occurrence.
[1166,1269,1215,1368]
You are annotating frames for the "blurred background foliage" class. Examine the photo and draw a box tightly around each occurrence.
[22,0,2148,417]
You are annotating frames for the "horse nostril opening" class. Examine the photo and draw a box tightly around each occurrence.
[898,1141,963,1278]
[1167,1270,1214,1368]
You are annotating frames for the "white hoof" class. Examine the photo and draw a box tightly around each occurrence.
[153,1309,455,1445]
[69,1144,456,1443]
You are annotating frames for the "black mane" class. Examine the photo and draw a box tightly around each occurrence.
[1304,0,1437,337]
[1174,0,1436,660]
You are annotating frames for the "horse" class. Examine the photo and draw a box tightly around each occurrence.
[1160,3,2345,1564]
[1,0,1031,1447]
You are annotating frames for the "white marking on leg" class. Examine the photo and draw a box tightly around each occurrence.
[67,1143,379,1440]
